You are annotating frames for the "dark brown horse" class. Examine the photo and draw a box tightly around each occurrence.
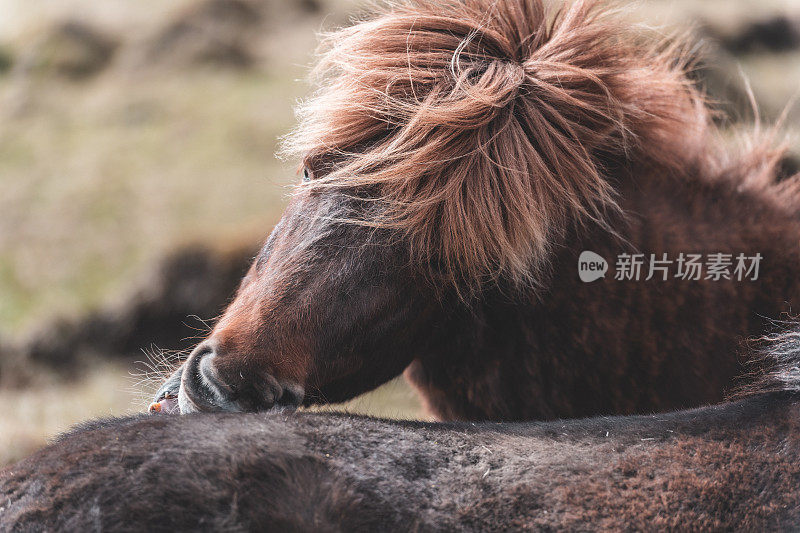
[154,0,800,420]
[6,332,800,531]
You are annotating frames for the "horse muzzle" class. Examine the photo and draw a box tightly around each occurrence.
[151,341,305,414]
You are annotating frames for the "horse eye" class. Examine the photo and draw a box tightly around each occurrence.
[302,167,311,182]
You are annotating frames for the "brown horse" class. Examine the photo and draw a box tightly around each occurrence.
[153,0,800,420]
[7,332,800,530]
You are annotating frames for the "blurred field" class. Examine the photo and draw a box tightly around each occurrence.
[0,0,332,335]
[0,0,799,465]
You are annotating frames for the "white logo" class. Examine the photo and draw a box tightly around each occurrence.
[578,251,608,282]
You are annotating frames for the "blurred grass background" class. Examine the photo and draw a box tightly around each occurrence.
[0,0,799,465]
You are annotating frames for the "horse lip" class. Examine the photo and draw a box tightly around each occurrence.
[151,368,182,402]
[147,366,183,414]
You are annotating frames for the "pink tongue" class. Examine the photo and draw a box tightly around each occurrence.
[148,396,180,414]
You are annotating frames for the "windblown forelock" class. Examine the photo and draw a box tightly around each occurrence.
[281,0,711,290]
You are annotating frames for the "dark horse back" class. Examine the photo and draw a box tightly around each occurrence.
[3,392,800,531]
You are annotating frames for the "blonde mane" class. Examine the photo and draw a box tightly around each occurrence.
[282,0,714,288]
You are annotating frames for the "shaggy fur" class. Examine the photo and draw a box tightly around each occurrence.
[153,0,800,421]
[5,332,800,531]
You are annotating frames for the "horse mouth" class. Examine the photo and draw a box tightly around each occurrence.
[148,346,306,414]
[148,393,179,414]
[148,367,182,415]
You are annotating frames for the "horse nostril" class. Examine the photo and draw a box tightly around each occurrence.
[192,340,217,361]
[178,342,240,414]
[198,353,235,398]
